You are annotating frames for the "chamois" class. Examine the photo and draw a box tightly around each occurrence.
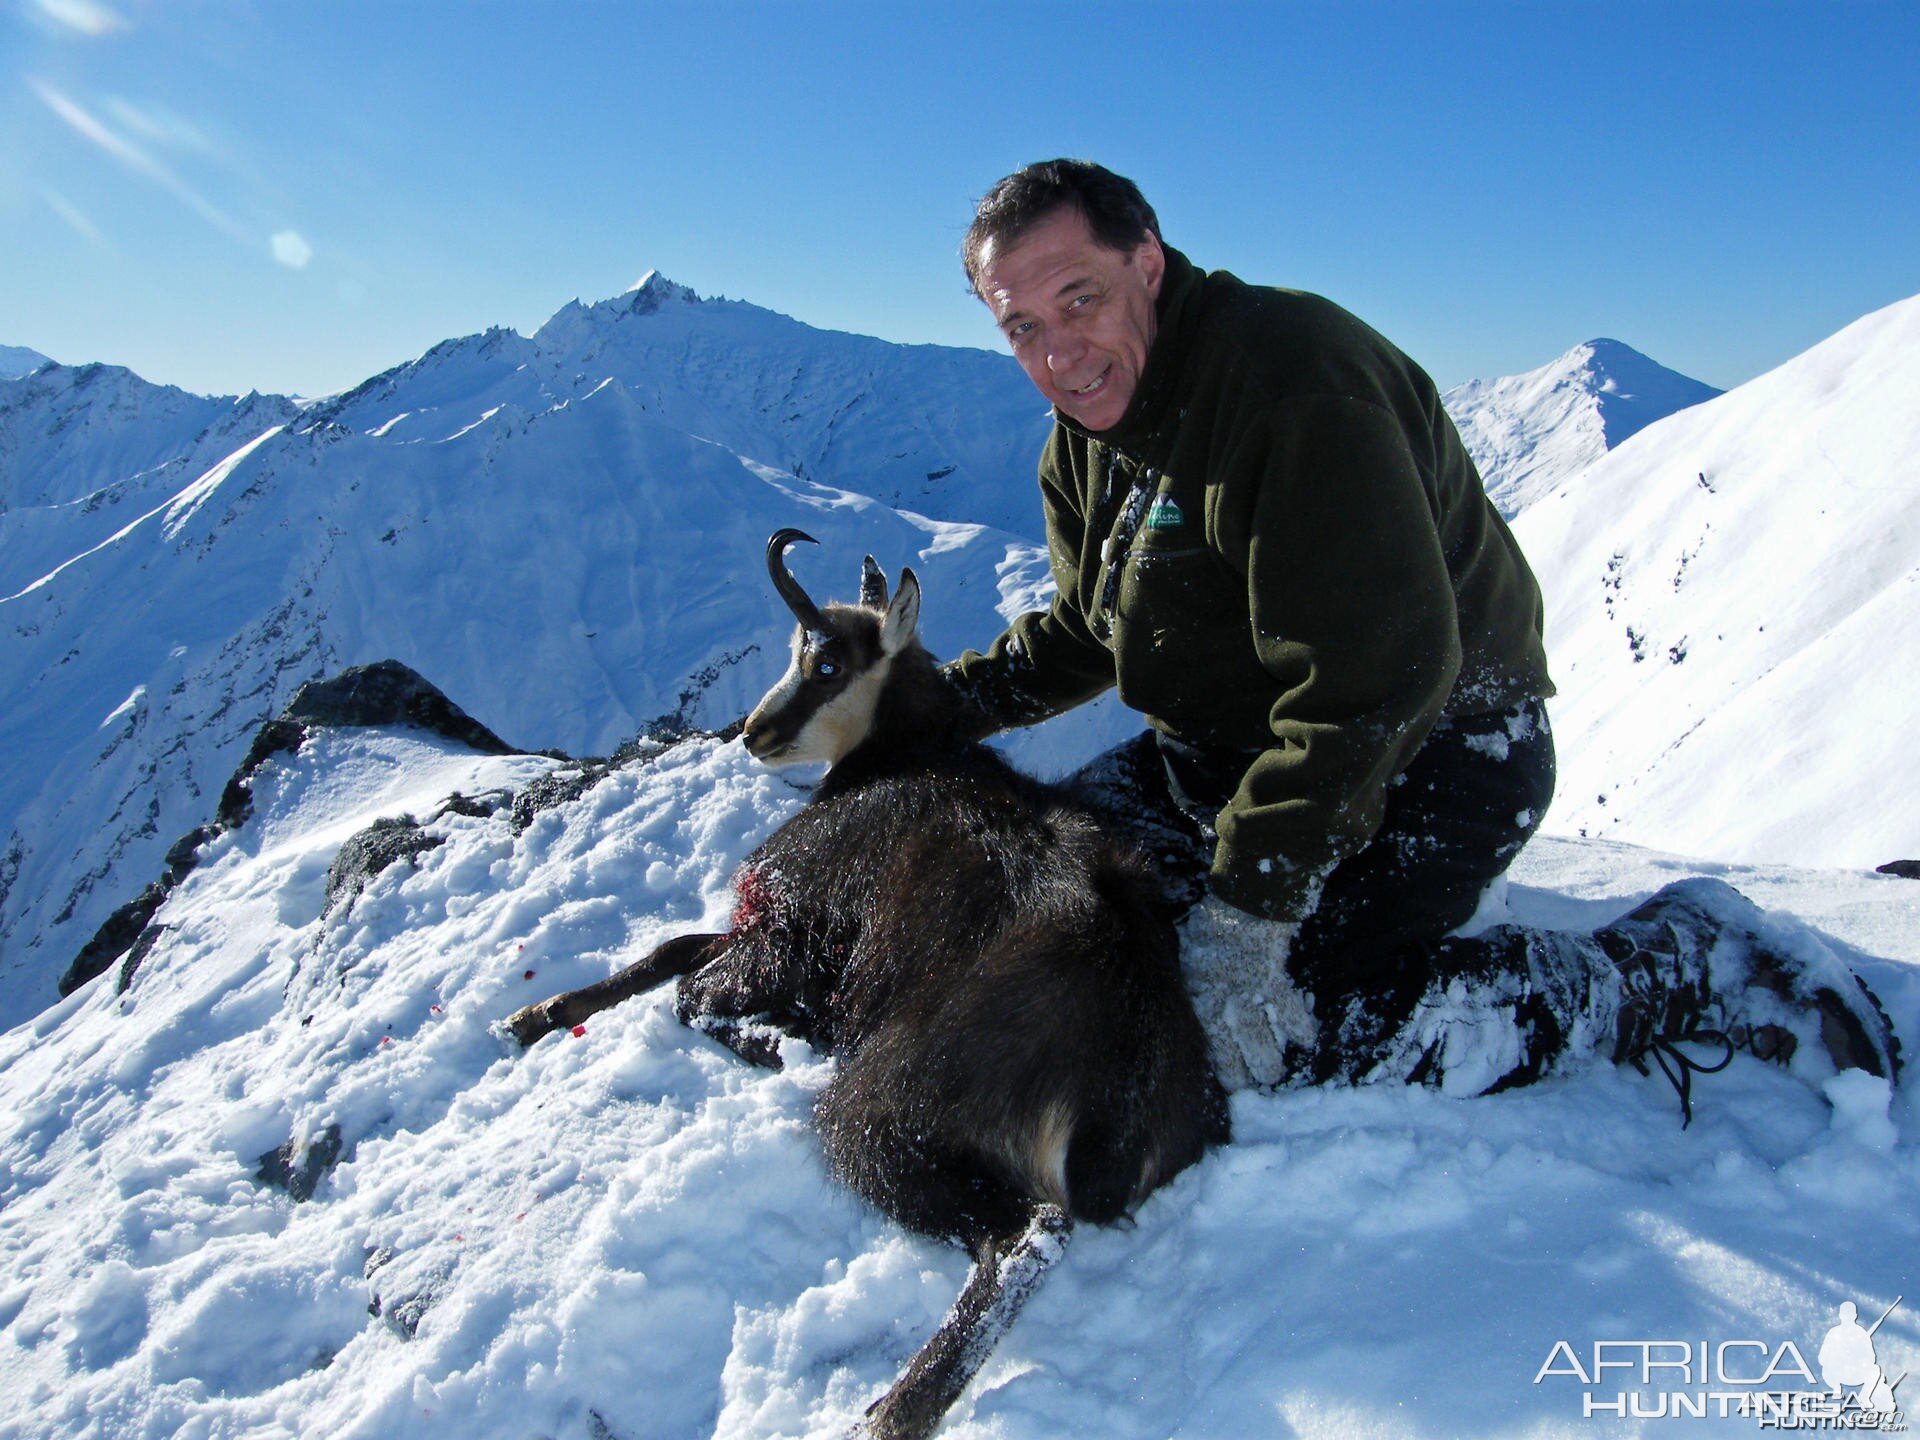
[507,529,1228,1439]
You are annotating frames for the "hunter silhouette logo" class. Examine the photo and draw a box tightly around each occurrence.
[1535,1295,1909,1427]
[1819,1299,1905,1418]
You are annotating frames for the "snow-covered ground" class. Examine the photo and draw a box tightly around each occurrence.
[1,720,1913,1440]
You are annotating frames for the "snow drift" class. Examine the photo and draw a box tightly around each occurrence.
[1,691,1913,1439]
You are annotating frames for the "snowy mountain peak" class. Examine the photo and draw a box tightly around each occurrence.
[0,343,52,378]
[0,359,299,519]
[530,272,701,345]
[1445,340,1721,516]
[623,269,700,310]
[1554,338,1719,438]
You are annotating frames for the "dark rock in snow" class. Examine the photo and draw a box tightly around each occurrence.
[283,660,516,755]
[433,789,516,821]
[507,727,734,835]
[323,817,444,920]
[363,1245,450,1340]
[256,1123,345,1202]
[55,662,519,1005]
[511,770,600,834]
[116,924,168,994]
[217,717,310,830]
[57,881,169,997]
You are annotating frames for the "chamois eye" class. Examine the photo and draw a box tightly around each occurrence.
[814,660,840,680]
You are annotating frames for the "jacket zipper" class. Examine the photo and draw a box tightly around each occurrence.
[1092,465,1158,641]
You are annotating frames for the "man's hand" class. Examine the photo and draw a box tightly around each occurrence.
[1176,895,1318,1090]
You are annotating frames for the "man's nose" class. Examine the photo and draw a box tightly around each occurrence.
[1046,332,1088,374]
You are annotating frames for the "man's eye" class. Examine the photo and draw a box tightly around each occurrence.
[1008,321,1035,342]
[1069,293,1096,311]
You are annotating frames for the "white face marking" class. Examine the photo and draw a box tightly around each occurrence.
[743,624,893,768]
[786,659,890,766]
[742,627,812,757]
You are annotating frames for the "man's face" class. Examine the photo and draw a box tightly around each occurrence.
[975,205,1166,433]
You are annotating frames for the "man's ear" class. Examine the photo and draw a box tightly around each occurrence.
[879,569,921,656]
[1137,232,1167,302]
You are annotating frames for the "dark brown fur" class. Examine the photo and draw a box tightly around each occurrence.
[508,543,1227,1437]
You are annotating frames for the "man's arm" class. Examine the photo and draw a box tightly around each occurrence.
[942,433,1116,738]
[1207,396,1462,921]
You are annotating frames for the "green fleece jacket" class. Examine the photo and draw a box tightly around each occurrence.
[947,246,1553,921]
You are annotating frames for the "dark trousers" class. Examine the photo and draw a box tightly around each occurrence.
[1068,699,1559,1080]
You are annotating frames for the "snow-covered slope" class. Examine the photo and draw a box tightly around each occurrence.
[0,346,51,380]
[1517,292,1920,870]
[1446,339,1721,517]
[0,362,300,593]
[1,713,1913,1440]
[0,284,1063,1025]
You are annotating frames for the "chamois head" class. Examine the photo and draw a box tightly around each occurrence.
[742,529,923,767]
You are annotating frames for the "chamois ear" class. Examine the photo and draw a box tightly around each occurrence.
[859,555,889,609]
[879,568,921,656]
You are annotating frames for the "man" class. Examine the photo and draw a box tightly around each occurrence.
[943,159,1898,1105]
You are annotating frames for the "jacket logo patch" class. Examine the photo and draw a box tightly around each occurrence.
[1145,496,1186,530]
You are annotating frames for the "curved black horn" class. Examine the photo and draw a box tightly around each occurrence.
[766,529,828,632]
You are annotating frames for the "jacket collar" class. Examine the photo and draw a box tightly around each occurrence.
[1054,242,1203,460]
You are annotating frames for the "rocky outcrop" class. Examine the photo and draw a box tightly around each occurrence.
[58,661,517,999]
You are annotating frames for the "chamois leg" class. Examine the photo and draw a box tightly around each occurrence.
[506,931,726,1047]
[853,1204,1072,1440]
[673,928,833,1070]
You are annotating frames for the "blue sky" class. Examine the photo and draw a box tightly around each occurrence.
[2,0,1915,399]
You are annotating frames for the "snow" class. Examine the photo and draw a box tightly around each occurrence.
[0,723,1913,1440]
[0,346,52,380]
[1515,291,1920,870]
[3,279,1919,1438]
[0,291,1049,1024]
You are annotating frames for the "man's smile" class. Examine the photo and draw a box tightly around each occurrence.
[1067,365,1112,399]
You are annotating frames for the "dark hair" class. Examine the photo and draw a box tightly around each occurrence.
[963,159,1161,292]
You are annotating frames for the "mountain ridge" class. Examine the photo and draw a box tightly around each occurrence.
[0,344,51,379]
[0,281,1066,1023]
[4,280,1913,1023]
[1444,338,1722,516]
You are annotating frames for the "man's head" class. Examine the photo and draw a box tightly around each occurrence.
[965,160,1166,433]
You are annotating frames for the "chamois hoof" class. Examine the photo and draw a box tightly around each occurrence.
[504,998,563,1048]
